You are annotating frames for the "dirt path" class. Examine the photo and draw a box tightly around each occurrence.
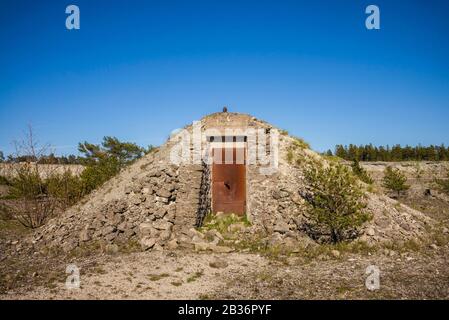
[2,247,449,300]
[1,251,267,300]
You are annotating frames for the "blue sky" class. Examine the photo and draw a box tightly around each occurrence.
[0,0,448,155]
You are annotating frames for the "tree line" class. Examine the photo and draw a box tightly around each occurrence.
[326,144,449,162]
[0,139,154,165]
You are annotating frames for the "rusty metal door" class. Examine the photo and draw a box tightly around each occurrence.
[212,147,246,215]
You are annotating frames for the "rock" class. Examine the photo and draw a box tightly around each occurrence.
[273,222,290,234]
[213,230,224,240]
[375,218,390,229]
[228,223,246,233]
[117,222,128,232]
[272,191,281,200]
[132,185,141,194]
[144,200,154,210]
[430,243,438,250]
[102,226,117,236]
[123,228,136,239]
[156,188,172,198]
[211,245,233,253]
[62,240,78,252]
[192,235,206,244]
[272,190,289,199]
[215,211,225,218]
[443,227,449,234]
[281,237,299,251]
[209,258,228,269]
[141,187,150,194]
[153,220,173,231]
[111,214,124,226]
[105,232,117,242]
[139,222,154,236]
[330,250,340,258]
[268,233,284,246]
[140,237,156,251]
[188,228,204,239]
[165,212,175,223]
[154,207,167,219]
[113,200,128,214]
[159,229,172,242]
[166,238,178,250]
[194,242,211,252]
[153,243,164,251]
[105,243,119,254]
[132,196,142,206]
[366,227,375,236]
[155,196,169,204]
[79,228,91,242]
[211,237,221,245]
[204,229,223,242]
[148,169,161,178]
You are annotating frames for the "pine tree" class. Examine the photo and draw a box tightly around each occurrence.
[303,162,370,243]
[335,145,346,159]
[351,159,373,184]
[382,166,410,197]
[347,144,358,161]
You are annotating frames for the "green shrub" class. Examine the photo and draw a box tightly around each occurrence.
[8,166,45,199]
[76,136,146,194]
[435,169,449,195]
[351,159,373,184]
[303,161,370,243]
[200,212,250,235]
[382,166,409,197]
[7,166,55,228]
[46,170,83,208]
[286,150,294,164]
[292,136,310,149]
[0,175,10,186]
[78,157,120,195]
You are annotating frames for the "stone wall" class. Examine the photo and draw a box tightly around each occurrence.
[196,160,211,227]
[173,164,203,234]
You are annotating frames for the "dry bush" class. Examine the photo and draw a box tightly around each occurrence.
[13,195,56,228]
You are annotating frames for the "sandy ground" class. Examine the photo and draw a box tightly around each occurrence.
[2,246,448,300]
[1,251,266,300]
